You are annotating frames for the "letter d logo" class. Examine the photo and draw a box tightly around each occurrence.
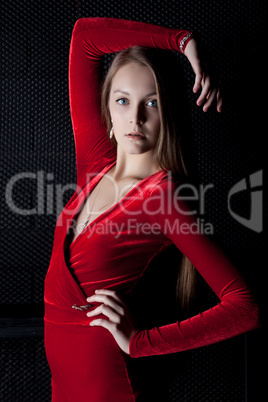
[228,170,263,233]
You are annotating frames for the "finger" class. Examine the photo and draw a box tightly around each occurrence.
[87,304,121,322]
[216,89,223,112]
[94,289,128,309]
[203,88,217,112]
[90,318,116,332]
[206,88,212,99]
[193,70,203,93]
[86,294,126,316]
[196,75,211,106]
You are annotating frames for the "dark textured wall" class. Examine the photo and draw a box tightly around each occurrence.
[1,0,266,400]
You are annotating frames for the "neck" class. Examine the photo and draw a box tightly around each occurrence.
[111,146,161,181]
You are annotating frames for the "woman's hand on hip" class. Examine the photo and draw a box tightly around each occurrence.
[184,38,222,113]
[86,289,137,355]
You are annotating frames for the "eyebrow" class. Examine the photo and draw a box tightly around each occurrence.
[113,90,157,97]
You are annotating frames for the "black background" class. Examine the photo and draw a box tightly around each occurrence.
[0,0,266,401]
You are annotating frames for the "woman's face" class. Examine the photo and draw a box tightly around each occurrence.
[108,62,161,155]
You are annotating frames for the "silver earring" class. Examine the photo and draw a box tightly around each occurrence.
[109,126,114,139]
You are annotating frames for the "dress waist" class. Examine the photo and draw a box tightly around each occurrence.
[44,300,107,326]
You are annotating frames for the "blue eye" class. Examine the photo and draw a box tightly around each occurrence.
[147,99,158,108]
[116,98,129,105]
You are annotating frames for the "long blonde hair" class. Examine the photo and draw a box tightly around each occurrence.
[101,46,196,310]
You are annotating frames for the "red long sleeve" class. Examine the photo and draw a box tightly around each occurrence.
[129,180,261,357]
[69,18,192,185]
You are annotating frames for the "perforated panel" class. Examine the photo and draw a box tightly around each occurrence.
[0,337,51,402]
[1,0,265,401]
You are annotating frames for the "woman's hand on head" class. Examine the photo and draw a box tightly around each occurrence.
[184,38,222,113]
[86,289,137,355]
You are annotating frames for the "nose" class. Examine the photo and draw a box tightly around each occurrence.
[130,104,146,126]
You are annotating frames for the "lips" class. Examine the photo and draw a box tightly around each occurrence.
[125,132,145,139]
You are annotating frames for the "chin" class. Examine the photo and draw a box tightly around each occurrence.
[125,145,152,155]
[116,137,156,155]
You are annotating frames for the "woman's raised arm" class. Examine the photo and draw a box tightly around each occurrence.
[69,17,193,184]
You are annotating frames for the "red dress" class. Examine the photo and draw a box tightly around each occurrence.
[44,18,260,401]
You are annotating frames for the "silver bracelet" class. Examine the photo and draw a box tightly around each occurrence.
[179,33,193,53]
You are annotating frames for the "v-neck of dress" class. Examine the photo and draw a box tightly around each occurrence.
[68,161,166,249]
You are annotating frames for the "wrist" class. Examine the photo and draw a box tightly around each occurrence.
[128,328,140,358]
[179,32,193,54]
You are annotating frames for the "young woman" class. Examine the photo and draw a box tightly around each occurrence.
[44,17,260,401]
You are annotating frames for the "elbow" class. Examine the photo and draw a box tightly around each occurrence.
[245,300,262,332]
[72,18,85,36]
[72,17,100,36]
[221,278,262,334]
[227,291,262,334]
[241,286,262,332]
